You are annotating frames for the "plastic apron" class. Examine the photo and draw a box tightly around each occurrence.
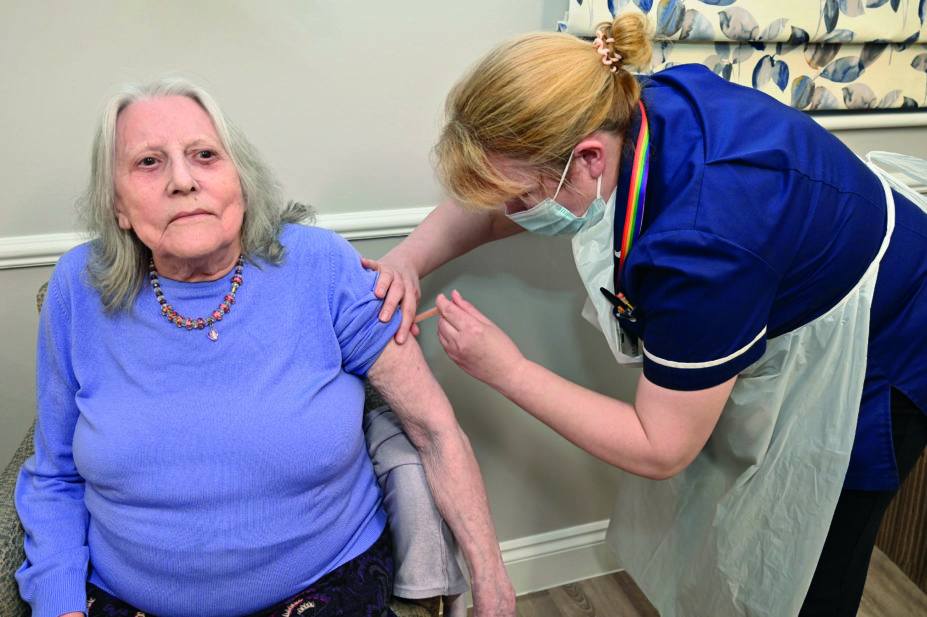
[572,162,899,616]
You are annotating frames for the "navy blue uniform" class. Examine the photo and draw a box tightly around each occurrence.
[620,65,927,491]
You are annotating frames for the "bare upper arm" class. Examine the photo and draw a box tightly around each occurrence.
[633,373,736,479]
[367,337,457,448]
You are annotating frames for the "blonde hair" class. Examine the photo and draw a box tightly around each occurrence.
[78,78,312,312]
[435,13,652,209]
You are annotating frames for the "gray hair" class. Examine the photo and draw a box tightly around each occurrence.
[78,77,313,312]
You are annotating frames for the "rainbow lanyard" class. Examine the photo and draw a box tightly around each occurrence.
[617,99,651,280]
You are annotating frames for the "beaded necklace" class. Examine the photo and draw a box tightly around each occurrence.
[148,255,243,341]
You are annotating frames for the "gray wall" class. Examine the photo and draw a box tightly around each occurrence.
[0,1,566,237]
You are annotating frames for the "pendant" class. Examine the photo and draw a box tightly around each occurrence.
[207,328,219,341]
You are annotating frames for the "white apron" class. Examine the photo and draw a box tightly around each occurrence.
[572,163,900,616]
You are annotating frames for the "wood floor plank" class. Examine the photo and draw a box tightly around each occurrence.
[578,572,658,617]
[545,582,597,616]
[510,590,567,617]
[610,572,660,617]
[859,548,927,617]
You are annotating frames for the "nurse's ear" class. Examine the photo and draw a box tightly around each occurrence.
[572,132,613,182]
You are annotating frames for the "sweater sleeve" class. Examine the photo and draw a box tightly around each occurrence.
[325,232,401,376]
[15,262,90,617]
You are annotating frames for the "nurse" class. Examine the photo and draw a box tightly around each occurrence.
[364,12,927,617]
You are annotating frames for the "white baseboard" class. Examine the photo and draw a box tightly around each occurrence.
[499,519,622,596]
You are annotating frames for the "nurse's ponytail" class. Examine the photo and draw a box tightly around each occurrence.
[595,13,652,132]
[434,13,654,209]
[595,13,653,76]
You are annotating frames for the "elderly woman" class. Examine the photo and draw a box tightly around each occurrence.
[14,79,515,617]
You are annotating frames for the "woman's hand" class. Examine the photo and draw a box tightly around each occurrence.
[435,290,525,389]
[361,255,422,344]
[59,612,84,617]
[471,576,517,617]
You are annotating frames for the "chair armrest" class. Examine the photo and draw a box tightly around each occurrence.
[390,596,442,617]
[0,420,35,617]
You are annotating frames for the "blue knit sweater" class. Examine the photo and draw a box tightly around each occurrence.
[15,224,400,617]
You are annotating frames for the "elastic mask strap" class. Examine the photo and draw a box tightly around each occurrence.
[552,150,575,200]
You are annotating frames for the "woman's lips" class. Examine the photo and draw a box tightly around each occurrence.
[170,210,211,222]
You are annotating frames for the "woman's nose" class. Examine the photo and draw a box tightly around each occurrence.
[167,158,198,195]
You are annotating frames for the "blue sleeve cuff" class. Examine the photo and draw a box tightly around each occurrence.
[17,564,88,617]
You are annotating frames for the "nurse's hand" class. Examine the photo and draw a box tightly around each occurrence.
[435,290,524,389]
[362,255,422,343]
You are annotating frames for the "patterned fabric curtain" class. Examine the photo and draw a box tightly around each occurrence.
[560,0,927,111]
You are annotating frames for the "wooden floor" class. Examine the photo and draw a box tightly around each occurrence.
[513,570,657,617]
[505,548,927,617]
[858,548,927,617]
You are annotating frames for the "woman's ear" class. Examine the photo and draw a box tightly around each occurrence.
[114,199,133,230]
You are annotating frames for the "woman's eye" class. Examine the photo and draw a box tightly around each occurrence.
[139,157,158,167]
[196,150,216,161]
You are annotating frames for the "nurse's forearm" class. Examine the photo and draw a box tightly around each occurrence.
[386,200,523,279]
[493,359,732,480]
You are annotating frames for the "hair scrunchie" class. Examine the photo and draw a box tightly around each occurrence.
[593,30,622,73]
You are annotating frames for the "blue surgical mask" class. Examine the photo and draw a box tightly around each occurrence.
[505,151,605,236]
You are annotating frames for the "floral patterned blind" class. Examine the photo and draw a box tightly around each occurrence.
[561,0,927,111]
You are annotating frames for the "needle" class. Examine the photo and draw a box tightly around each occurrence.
[413,307,440,323]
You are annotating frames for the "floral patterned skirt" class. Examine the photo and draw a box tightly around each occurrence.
[87,530,396,617]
